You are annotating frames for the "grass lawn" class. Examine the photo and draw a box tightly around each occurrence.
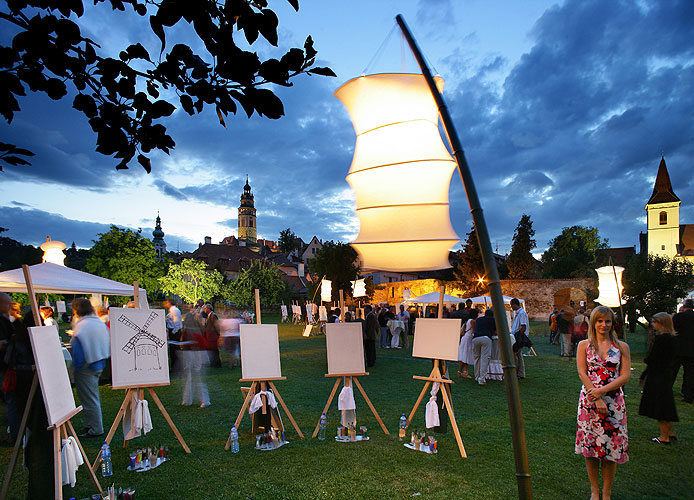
[2,318,692,499]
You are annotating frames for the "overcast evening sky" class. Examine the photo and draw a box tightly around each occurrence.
[1,0,692,257]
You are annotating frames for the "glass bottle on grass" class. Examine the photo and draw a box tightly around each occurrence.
[398,414,407,441]
[318,413,328,440]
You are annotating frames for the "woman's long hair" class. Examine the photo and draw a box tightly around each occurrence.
[587,306,619,350]
[652,312,675,335]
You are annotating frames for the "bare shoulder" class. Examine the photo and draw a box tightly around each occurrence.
[617,340,630,353]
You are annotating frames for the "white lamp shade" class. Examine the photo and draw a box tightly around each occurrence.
[595,266,625,307]
[335,73,459,271]
[40,238,66,266]
[321,279,332,303]
[351,279,366,298]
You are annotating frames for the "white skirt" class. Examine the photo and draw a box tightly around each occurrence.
[458,333,474,364]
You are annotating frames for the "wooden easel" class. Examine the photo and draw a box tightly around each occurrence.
[1,266,104,500]
[405,287,467,458]
[91,281,190,471]
[311,373,389,437]
[225,290,304,449]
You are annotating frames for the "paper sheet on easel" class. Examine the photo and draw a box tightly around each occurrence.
[425,383,440,429]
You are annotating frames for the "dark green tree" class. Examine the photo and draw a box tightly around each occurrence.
[84,225,167,294]
[65,241,90,270]
[226,260,287,306]
[0,234,42,271]
[278,227,301,252]
[541,225,609,278]
[0,0,334,171]
[307,241,359,302]
[622,253,694,322]
[506,214,538,279]
[454,225,487,295]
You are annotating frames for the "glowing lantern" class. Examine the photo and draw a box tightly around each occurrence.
[40,237,66,266]
[351,279,366,298]
[321,279,332,303]
[595,266,625,307]
[335,73,460,271]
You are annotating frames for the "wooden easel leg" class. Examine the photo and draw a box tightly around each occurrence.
[146,388,191,453]
[439,385,466,458]
[406,380,431,430]
[353,377,389,435]
[66,420,104,496]
[227,381,257,449]
[259,382,268,415]
[54,426,62,500]
[268,382,304,439]
[312,378,341,438]
[1,374,38,500]
[92,388,133,471]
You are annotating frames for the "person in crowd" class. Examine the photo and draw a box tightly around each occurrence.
[441,305,450,318]
[9,301,22,323]
[38,306,58,329]
[180,312,211,408]
[94,305,110,326]
[396,304,410,348]
[549,308,559,344]
[363,305,379,367]
[328,308,341,323]
[407,305,418,342]
[472,308,495,385]
[201,304,221,368]
[639,312,678,443]
[450,303,470,323]
[70,298,110,437]
[672,298,694,404]
[163,299,183,370]
[1,293,18,443]
[378,305,394,348]
[458,308,478,378]
[464,299,473,314]
[557,308,575,357]
[575,306,630,500]
[194,298,205,314]
[510,298,529,379]
[10,310,55,498]
[572,308,589,355]
[344,310,353,322]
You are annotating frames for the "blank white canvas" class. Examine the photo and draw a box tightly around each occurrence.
[110,307,169,389]
[240,324,282,379]
[56,300,66,313]
[28,326,77,427]
[326,323,365,375]
[412,318,462,361]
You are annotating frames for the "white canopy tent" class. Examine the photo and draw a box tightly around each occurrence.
[467,295,525,309]
[403,291,465,305]
[0,262,148,308]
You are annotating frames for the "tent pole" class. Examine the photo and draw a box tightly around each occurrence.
[396,14,532,500]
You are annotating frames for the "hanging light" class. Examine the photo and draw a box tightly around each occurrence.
[335,73,460,271]
[321,279,332,302]
[40,236,66,266]
[595,266,625,307]
[351,278,366,298]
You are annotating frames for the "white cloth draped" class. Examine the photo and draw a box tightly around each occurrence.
[122,392,153,440]
[60,436,84,487]
[425,383,441,428]
[249,390,278,414]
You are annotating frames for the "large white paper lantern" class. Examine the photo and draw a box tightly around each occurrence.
[335,73,460,271]
[595,266,625,307]
[40,237,66,266]
[351,279,366,298]
[321,279,332,303]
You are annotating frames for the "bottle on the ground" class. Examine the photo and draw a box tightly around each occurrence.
[398,414,407,441]
[100,441,113,477]
[318,413,328,440]
[230,425,239,453]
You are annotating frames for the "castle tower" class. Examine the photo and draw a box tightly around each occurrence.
[152,212,167,258]
[238,175,257,244]
[645,156,680,258]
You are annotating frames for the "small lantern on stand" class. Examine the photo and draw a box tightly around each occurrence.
[320,279,332,303]
[351,279,366,298]
[595,265,627,340]
[40,236,66,266]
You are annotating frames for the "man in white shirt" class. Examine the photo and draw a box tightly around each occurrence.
[163,299,182,339]
[510,298,529,379]
[396,304,410,348]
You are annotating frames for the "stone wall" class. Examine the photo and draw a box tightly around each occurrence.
[372,278,594,319]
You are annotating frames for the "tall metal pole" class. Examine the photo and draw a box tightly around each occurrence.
[396,15,532,500]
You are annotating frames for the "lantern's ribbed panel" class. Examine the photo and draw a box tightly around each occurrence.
[595,266,625,307]
[335,73,459,271]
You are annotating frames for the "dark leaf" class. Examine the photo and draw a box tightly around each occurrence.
[126,43,151,62]
[73,93,98,118]
[258,9,279,46]
[280,48,304,72]
[307,66,336,77]
[7,147,34,156]
[259,59,288,84]
[230,90,254,118]
[216,106,226,128]
[249,88,284,119]
[115,158,129,170]
[137,154,151,173]
[304,35,316,59]
[149,16,166,52]
[179,94,194,115]
[45,78,68,99]
[135,3,147,16]
[0,156,32,166]
[149,100,175,119]
[146,81,160,98]
[287,0,299,12]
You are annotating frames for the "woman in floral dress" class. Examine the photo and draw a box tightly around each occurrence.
[575,306,631,500]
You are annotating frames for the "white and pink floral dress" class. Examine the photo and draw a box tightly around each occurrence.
[575,342,628,463]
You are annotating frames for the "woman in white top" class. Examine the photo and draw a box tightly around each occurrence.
[458,308,479,378]
[39,306,59,329]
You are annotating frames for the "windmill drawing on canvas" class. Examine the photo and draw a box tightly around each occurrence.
[118,312,166,372]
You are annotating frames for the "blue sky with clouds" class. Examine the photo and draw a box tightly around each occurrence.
[1,0,692,256]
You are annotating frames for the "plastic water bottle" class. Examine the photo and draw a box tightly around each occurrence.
[100,441,113,477]
[398,414,407,441]
[230,425,239,453]
[318,413,328,440]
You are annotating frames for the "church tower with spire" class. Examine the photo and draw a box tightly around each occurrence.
[152,212,167,258]
[238,175,257,244]
[645,156,681,258]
